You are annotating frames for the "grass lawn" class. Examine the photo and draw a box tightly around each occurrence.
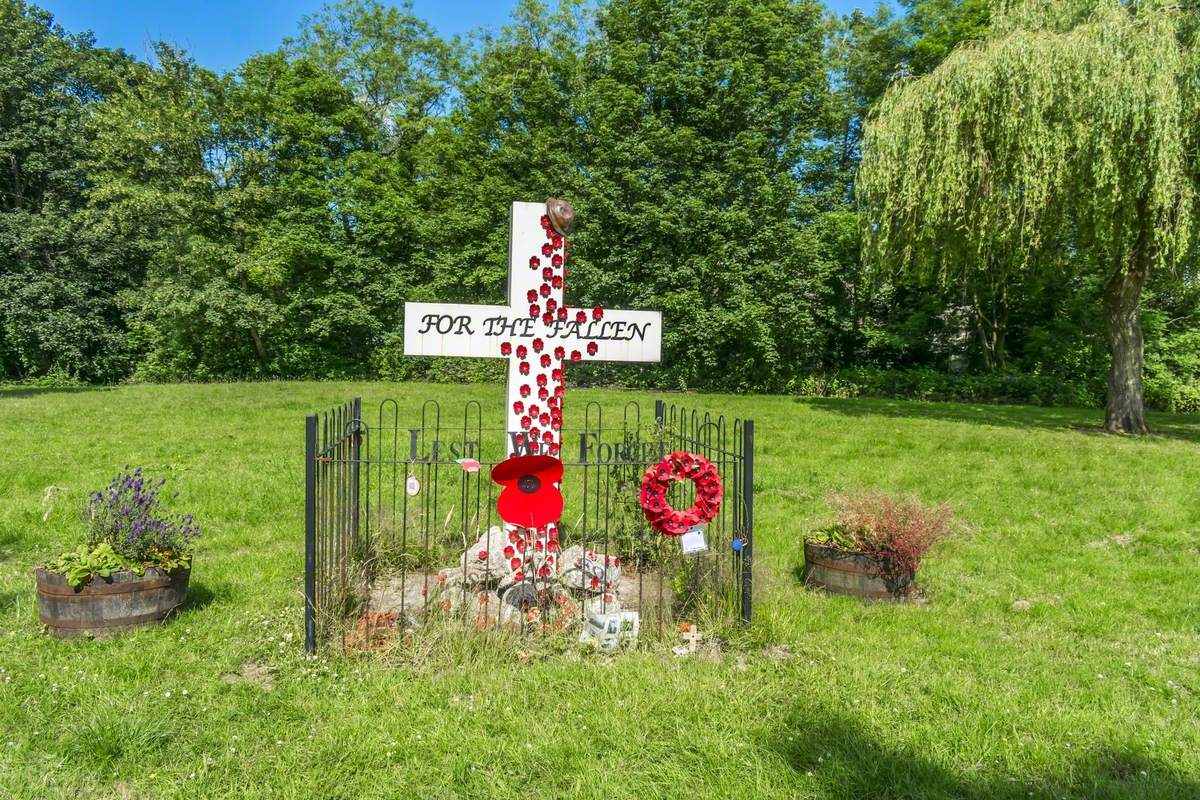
[0,381,1197,799]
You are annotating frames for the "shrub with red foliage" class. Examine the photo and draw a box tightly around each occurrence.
[819,492,954,593]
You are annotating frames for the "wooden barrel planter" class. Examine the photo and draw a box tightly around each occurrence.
[802,541,912,600]
[34,567,190,638]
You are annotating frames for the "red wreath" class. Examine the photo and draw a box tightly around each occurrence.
[639,451,723,536]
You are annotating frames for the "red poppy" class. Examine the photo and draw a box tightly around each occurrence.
[528,404,540,417]
[542,312,555,325]
[545,299,557,313]
[519,385,531,398]
[518,362,530,375]
[551,254,563,268]
[570,350,581,361]
[540,354,552,368]
[538,387,550,401]
[540,284,551,298]
[554,346,566,360]
[515,345,527,359]
[536,374,548,387]
[557,307,568,320]
[541,243,553,257]
[526,289,538,303]
[575,310,587,323]
[586,342,598,356]
[500,342,513,356]
[512,400,524,414]
[540,214,551,229]
[492,454,563,529]
[529,256,541,269]
[542,267,553,280]
[592,307,604,320]
[529,304,540,318]
[552,276,563,289]
[532,338,544,352]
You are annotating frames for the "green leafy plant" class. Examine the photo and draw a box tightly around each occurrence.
[41,467,200,588]
[43,542,142,589]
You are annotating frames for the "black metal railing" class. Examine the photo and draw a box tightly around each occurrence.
[304,396,754,654]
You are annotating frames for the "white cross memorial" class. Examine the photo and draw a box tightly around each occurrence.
[403,199,662,458]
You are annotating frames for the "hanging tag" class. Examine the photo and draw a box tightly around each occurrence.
[680,525,707,555]
[405,475,420,496]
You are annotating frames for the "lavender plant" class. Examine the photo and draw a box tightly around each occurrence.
[84,466,200,564]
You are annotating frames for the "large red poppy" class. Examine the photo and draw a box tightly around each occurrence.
[491,454,564,529]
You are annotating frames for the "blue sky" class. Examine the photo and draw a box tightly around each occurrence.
[40,0,891,73]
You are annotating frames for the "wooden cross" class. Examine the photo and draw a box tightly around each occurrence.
[403,200,662,457]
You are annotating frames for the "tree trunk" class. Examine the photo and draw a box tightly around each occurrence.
[1103,263,1149,435]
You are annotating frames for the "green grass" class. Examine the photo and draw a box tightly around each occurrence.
[0,381,1197,799]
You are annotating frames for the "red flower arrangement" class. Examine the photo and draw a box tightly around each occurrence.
[639,451,723,536]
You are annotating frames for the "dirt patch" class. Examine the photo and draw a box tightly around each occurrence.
[221,662,274,691]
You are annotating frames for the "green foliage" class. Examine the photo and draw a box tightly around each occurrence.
[42,542,141,588]
[1,0,1199,412]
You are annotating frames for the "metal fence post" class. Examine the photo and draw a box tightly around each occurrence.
[740,419,754,624]
[351,397,362,552]
[304,414,318,655]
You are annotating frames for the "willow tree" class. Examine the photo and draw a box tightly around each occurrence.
[858,0,1198,433]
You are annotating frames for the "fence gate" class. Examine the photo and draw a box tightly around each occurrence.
[304,396,753,653]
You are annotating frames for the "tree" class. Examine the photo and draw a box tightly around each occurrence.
[0,0,134,381]
[858,0,1198,433]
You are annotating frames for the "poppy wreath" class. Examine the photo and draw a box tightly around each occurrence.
[639,451,723,537]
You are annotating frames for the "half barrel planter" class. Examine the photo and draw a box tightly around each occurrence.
[35,567,190,638]
[802,541,912,600]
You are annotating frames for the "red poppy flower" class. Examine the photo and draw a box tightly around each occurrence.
[542,267,553,280]
[529,304,540,318]
[519,385,531,398]
[570,350,581,361]
[529,256,541,269]
[536,374,548,387]
[554,346,565,360]
[520,415,531,429]
[575,310,587,323]
[538,387,550,401]
[512,400,524,414]
[528,404,540,417]
[557,307,568,320]
[551,254,563,268]
[518,362,530,375]
[551,235,563,249]
[532,338,544,352]
[553,385,563,397]
[492,454,563,529]
[540,284,551,298]
[587,342,598,356]
[526,289,538,303]
[542,312,554,325]
[541,243,553,257]
[548,442,560,456]
[552,276,563,289]
[540,214,551,229]
[540,354,551,368]
[539,413,550,426]
[546,298,557,312]
[551,368,562,381]
[500,342,513,356]
[592,307,604,320]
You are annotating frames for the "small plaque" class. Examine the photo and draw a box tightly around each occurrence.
[680,525,707,555]
[405,475,420,496]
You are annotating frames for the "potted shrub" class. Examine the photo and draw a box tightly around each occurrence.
[803,491,953,599]
[35,467,200,637]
